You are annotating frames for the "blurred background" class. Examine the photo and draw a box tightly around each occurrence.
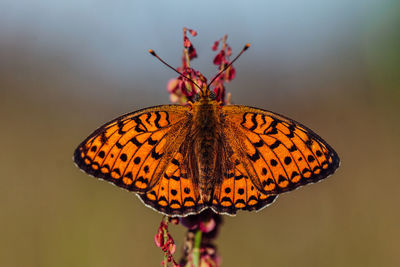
[1,0,399,266]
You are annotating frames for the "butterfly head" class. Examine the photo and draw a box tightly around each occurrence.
[194,85,217,102]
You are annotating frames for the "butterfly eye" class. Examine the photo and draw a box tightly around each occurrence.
[209,90,216,100]
[194,93,201,102]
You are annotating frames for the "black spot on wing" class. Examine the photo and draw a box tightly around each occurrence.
[171,158,180,166]
[249,113,257,131]
[221,196,233,203]
[154,111,162,128]
[264,119,279,135]
[151,150,163,160]
[165,111,170,125]
[145,113,151,125]
[260,114,267,127]
[98,151,105,158]
[120,153,128,162]
[291,171,299,179]
[252,139,264,148]
[134,157,141,164]
[241,113,247,127]
[132,117,147,133]
[170,175,180,181]
[234,175,244,180]
[269,140,281,149]
[143,165,150,173]
[117,120,125,134]
[284,156,292,165]
[129,137,142,147]
[305,138,313,148]
[147,137,158,145]
[278,175,287,184]
[137,176,149,184]
[100,130,107,144]
[247,150,260,162]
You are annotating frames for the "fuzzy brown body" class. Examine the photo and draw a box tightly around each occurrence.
[189,99,224,203]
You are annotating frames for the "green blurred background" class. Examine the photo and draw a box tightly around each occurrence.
[1,0,399,266]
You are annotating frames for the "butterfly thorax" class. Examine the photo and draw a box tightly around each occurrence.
[190,99,222,203]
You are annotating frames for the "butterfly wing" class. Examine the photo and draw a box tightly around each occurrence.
[210,147,278,215]
[220,105,340,196]
[74,105,191,194]
[138,144,207,216]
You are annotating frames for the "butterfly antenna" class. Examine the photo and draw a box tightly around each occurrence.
[207,43,250,89]
[148,49,202,91]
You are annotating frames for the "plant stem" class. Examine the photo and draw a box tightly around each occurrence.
[163,216,169,267]
[192,229,202,267]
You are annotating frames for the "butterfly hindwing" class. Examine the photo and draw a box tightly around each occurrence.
[74,105,190,193]
[222,105,340,195]
[211,151,278,215]
[139,148,207,216]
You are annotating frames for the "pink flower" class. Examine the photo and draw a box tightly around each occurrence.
[154,219,180,266]
[213,50,225,65]
[166,29,240,105]
[212,40,220,51]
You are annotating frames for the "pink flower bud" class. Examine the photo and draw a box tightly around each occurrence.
[213,50,225,65]
[167,78,179,93]
[188,45,197,60]
[154,230,164,247]
[226,66,236,81]
[200,218,216,233]
[168,242,176,255]
[212,41,220,51]
[184,36,191,48]
[188,29,197,36]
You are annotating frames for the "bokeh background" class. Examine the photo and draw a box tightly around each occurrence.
[1,0,399,266]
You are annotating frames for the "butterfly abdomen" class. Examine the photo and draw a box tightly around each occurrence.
[191,101,222,203]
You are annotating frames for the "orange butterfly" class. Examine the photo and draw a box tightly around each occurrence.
[74,82,339,217]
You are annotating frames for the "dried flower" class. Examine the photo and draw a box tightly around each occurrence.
[166,29,238,105]
[155,218,180,266]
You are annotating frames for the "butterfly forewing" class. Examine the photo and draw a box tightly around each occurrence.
[74,105,191,193]
[221,105,340,195]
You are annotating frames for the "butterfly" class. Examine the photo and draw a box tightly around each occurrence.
[74,83,340,217]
